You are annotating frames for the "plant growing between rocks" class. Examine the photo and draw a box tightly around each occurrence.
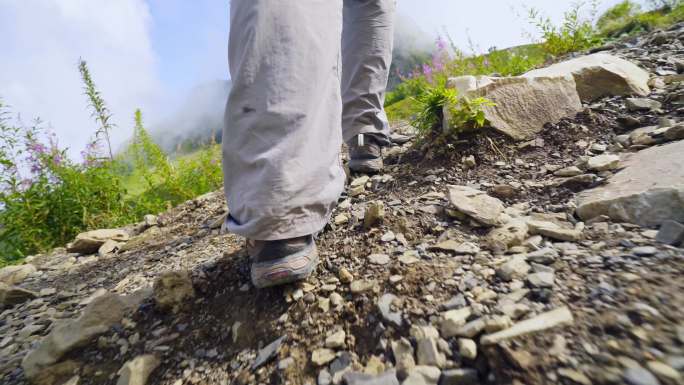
[410,85,494,141]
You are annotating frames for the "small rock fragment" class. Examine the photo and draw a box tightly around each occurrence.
[368,254,391,265]
[378,293,402,327]
[153,271,195,313]
[312,348,337,366]
[587,154,620,171]
[364,202,385,229]
[253,336,286,370]
[497,255,530,282]
[440,368,479,385]
[116,355,160,385]
[481,306,574,345]
[440,307,472,338]
[0,283,38,308]
[527,272,555,288]
[458,339,477,360]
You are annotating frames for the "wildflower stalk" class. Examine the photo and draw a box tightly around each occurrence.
[79,59,114,161]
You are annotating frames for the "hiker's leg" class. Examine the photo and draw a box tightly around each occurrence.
[341,0,396,145]
[222,0,345,241]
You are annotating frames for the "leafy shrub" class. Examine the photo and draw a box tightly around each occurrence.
[528,1,603,56]
[597,0,642,34]
[0,110,132,263]
[445,96,496,136]
[410,84,493,140]
[0,62,224,265]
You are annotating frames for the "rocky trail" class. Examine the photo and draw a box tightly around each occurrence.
[2,26,684,385]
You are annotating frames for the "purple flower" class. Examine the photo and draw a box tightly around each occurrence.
[422,64,433,83]
[436,36,447,51]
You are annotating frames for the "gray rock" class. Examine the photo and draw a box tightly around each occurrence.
[325,330,346,349]
[626,98,662,112]
[647,361,681,383]
[497,255,530,282]
[153,271,195,313]
[440,295,467,311]
[440,368,479,385]
[350,279,376,294]
[481,306,574,345]
[632,246,658,256]
[577,140,684,227]
[485,219,529,254]
[526,248,559,265]
[416,338,446,368]
[527,219,583,242]
[364,202,385,229]
[318,369,333,385]
[447,186,505,226]
[524,53,650,101]
[457,339,477,360]
[656,220,684,246]
[252,336,286,370]
[368,254,391,265]
[116,355,160,385]
[0,283,38,308]
[554,166,583,177]
[558,174,598,190]
[0,264,37,285]
[445,75,582,140]
[440,307,472,338]
[663,124,684,141]
[622,366,661,385]
[311,348,337,367]
[343,370,400,385]
[452,318,486,338]
[403,366,441,385]
[66,229,130,254]
[22,292,134,380]
[527,272,555,288]
[391,338,415,380]
[587,154,620,171]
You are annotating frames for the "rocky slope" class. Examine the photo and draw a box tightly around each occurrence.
[2,26,684,385]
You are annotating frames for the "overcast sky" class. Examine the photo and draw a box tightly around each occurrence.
[1,0,644,157]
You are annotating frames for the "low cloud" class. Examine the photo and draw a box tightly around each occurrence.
[0,0,164,159]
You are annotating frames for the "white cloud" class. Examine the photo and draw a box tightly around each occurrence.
[0,0,163,158]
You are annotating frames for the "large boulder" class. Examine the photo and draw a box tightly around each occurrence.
[524,53,650,101]
[576,140,684,227]
[66,229,130,254]
[444,75,582,140]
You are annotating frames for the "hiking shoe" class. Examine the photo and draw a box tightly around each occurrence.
[348,134,383,173]
[248,235,318,289]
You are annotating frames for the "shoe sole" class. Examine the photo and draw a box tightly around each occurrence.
[250,245,319,289]
[349,158,384,174]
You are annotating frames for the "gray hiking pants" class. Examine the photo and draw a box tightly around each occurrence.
[222,0,395,240]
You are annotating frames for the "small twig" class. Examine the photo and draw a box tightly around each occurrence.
[486,135,508,161]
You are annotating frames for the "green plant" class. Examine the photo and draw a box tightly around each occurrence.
[528,1,603,56]
[409,84,493,140]
[445,96,496,137]
[410,86,459,136]
[79,59,115,161]
[597,0,641,33]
